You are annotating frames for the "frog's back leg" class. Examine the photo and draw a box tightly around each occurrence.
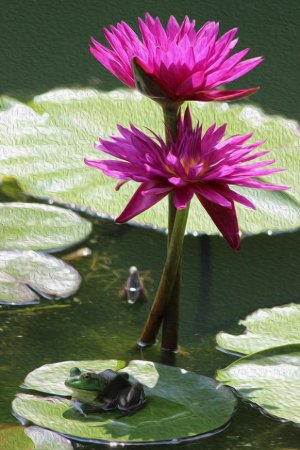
[117,382,146,413]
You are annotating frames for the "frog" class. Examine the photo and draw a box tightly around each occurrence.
[65,367,146,415]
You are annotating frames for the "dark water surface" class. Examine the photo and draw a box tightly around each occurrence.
[0,215,300,449]
[1,0,300,119]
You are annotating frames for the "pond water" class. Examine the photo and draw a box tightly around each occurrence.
[1,0,300,447]
[0,211,299,449]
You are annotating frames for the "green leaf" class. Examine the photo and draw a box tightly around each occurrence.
[23,360,127,396]
[216,344,300,424]
[0,425,73,450]
[0,203,91,251]
[14,360,237,444]
[216,303,300,355]
[1,89,299,235]
[0,251,81,305]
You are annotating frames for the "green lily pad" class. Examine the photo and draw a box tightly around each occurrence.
[23,360,126,396]
[0,203,91,252]
[0,89,299,235]
[216,303,300,355]
[0,251,81,305]
[216,344,300,424]
[0,425,73,450]
[14,359,237,444]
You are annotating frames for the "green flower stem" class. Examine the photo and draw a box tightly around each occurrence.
[138,205,189,347]
[137,102,181,352]
[163,192,182,351]
[162,104,182,352]
[138,103,182,350]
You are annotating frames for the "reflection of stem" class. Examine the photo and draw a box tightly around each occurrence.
[139,205,189,346]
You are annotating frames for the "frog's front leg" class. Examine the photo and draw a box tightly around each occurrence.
[70,397,105,415]
[79,400,106,415]
[75,394,118,415]
[70,392,110,415]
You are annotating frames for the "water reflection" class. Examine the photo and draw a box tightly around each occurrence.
[0,217,299,449]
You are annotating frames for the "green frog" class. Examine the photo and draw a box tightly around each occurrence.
[65,367,146,414]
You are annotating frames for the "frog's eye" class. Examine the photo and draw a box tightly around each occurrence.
[70,367,81,377]
[82,373,91,381]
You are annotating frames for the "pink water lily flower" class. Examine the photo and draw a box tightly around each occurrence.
[85,108,286,249]
[90,14,263,102]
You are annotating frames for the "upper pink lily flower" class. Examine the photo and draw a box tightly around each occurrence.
[85,108,287,250]
[90,14,263,102]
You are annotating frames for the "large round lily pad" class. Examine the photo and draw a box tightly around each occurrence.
[0,203,91,251]
[216,303,300,355]
[0,251,81,305]
[216,344,300,424]
[0,89,299,235]
[14,359,237,444]
[0,425,73,450]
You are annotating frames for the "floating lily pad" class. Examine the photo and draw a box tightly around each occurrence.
[0,203,91,251]
[14,360,237,444]
[0,425,73,450]
[0,89,299,235]
[0,251,81,305]
[216,344,300,424]
[23,360,126,396]
[216,303,300,355]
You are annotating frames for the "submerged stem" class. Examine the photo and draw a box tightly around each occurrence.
[138,205,189,346]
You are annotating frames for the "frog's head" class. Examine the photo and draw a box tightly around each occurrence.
[65,367,105,392]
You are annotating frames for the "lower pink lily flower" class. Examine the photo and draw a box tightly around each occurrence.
[85,108,287,250]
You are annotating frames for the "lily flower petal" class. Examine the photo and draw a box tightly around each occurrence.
[197,194,240,249]
[116,182,170,223]
[86,107,287,249]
